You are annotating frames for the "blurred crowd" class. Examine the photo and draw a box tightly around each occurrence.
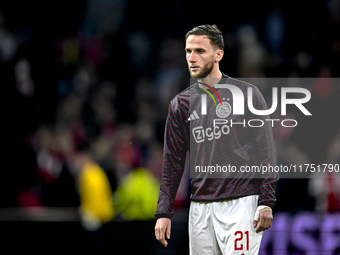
[0,0,340,221]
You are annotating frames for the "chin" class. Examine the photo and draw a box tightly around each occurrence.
[190,71,203,78]
[190,66,213,79]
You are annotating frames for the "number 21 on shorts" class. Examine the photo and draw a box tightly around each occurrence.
[234,231,249,253]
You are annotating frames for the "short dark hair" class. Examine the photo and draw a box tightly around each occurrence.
[185,24,224,50]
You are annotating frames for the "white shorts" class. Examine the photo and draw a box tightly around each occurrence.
[189,195,263,255]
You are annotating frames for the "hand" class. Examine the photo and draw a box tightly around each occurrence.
[155,218,171,247]
[253,206,273,232]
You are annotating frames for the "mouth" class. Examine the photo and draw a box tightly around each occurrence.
[190,66,199,71]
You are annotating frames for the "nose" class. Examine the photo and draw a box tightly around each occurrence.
[188,52,196,63]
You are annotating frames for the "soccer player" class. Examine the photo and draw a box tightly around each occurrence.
[154,24,278,254]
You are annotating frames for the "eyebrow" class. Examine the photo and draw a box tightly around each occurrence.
[185,47,206,52]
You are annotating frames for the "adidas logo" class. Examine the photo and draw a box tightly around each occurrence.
[188,110,200,121]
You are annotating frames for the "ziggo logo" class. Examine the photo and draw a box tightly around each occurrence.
[192,124,230,143]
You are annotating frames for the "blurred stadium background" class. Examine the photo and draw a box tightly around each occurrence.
[0,0,340,254]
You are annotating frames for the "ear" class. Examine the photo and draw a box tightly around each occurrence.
[214,50,224,63]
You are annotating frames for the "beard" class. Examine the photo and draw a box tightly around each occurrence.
[189,59,214,78]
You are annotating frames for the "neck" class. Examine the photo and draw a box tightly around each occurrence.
[198,66,222,89]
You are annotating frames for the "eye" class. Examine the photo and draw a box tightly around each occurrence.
[196,49,205,54]
[186,49,192,54]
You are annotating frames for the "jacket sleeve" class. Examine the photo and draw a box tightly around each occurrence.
[155,99,189,219]
[250,86,279,208]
